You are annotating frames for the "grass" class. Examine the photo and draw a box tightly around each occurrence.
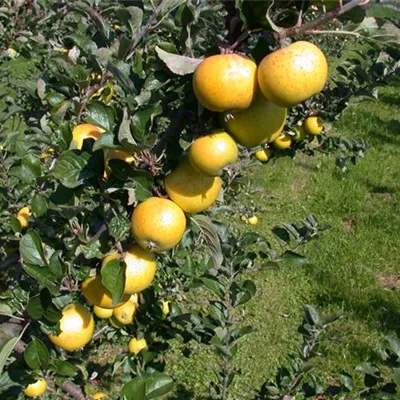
[165,35,400,400]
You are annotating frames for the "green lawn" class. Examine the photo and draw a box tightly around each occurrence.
[165,73,400,400]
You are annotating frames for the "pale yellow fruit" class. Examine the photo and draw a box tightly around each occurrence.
[222,91,287,148]
[6,48,17,58]
[258,41,328,107]
[92,392,109,399]
[48,303,94,352]
[113,300,136,325]
[24,378,47,397]
[255,148,272,162]
[129,293,139,305]
[131,197,186,252]
[93,306,113,319]
[82,275,130,309]
[248,216,258,225]
[273,134,292,150]
[123,245,157,295]
[304,116,323,135]
[188,130,238,176]
[17,206,31,229]
[103,149,135,179]
[161,300,170,316]
[164,158,222,214]
[128,338,147,355]
[193,54,257,112]
[71,123,105,150]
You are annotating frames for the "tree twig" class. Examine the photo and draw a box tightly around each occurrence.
[273,0,371,41]
[62,381,88,400]
[77,72,114,120]
[125,1,165,62]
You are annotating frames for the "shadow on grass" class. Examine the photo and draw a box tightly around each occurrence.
[351,110,400,147]
[168,384,197,400]
[314,281,400,337]
[379,92,400,107]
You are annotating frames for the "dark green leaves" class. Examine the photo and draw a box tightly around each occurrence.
[23,338,50,370]
[27,289,61,323]
[20,230,46,267]
[54,150,98,188]
[109,214,131,241]
[0,337,22,376]
[101,259,126,306]
[122,373,174,400]
[31,194,48,218]
[20,231,64,294]
[230,280,256,307]
[115,6,143,33]
[52,360,77,377]
[198,276,225,298]
[86,101,115,132]
[131,104,162,142]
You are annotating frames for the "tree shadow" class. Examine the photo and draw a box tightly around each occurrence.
[314,282,400,337]
[351,110,400,147]
[379,92,400,107]
[167,383,197,400]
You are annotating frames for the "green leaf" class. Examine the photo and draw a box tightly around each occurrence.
[92,133,118,151]
[27,290,61,323]
[393,368,400,387]
[48,251,65,278]
[123,373,174,400]
[23,338,50,370]
[0,325,27,376]
[123,377,145,400]
[304,305,319,326]
[0,338,20,376]
[86,101,115,132]
[191,215,223,268]
[231,280,256,307]
[198,276,225,298]
[31,194,48,218]
[101,259,126,306]
[76,240,103,259]
[160,0,186,16]
[20,230,47,266]
[386,335,400,358]
[0,304,12,317]
[131,104,162,142]
[107,62,137,94]
[118,108,139,151]
[155,47,202,75]
[68,34,97,54]
[54,150,96,189]
[282,251,308,267]
[116,6,143,32]
[52,360,77,377]
[22,264,60,295]
[109,214,131,241]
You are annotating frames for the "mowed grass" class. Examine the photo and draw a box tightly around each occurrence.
[166,83,400,399]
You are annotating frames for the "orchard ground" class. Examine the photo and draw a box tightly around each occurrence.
[160,9,400,399]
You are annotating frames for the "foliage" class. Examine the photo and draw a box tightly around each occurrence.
[0,0,399,399]
[255,306,400,400]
